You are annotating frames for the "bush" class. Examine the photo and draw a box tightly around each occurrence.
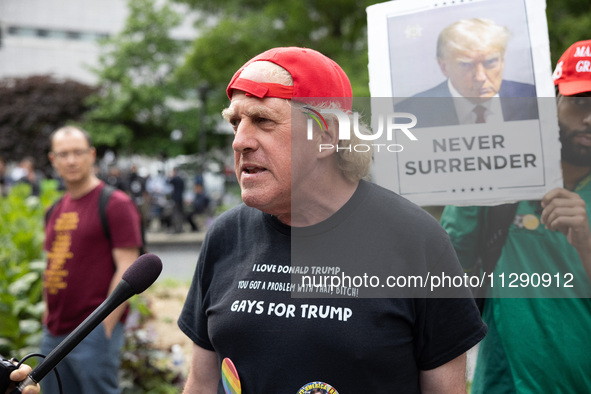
[1,181,185,392]
[0,181,61,360]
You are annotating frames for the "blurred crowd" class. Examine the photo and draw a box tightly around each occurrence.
[0,154,215,234]
[0,155,44,197]
[102,163,216,234]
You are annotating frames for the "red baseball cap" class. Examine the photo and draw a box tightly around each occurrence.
[553,39,591,95]
[226,47,352,111]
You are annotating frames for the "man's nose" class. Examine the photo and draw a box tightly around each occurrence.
[64,153,79,163]
[473,62,487,82]
[232,120,259,153]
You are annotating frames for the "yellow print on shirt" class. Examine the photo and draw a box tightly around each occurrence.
[45,211,78,295]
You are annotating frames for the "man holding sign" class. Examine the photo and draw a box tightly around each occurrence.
[441,40,591,392]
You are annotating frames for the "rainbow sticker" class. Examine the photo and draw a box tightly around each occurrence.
[221,357,241,394]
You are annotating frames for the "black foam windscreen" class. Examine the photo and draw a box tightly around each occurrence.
[122,253,163,294]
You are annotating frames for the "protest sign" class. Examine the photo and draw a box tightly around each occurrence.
[367,0,562,206]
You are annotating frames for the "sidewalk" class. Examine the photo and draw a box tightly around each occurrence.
[145,228,207,246]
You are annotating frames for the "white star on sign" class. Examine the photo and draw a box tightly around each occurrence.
[404,24,423,39]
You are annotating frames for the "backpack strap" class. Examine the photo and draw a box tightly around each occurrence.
[100,184,147,254]
[45,186,115,242]
[47,184,145,254]
[45,197,63,226]
[98,184,116,245]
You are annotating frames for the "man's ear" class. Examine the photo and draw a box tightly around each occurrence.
[438,58,449,77]
[317,120,340,159]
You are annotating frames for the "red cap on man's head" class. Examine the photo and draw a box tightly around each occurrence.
[553,39,591,95]
[226,47,353,111]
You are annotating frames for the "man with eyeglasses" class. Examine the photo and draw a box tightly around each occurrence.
[39,126,142,394]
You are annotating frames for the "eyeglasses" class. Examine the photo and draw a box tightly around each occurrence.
[51,148,91,160]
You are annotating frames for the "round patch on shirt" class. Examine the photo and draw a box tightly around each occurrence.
[297,381,340,394]
[522,214,540,230]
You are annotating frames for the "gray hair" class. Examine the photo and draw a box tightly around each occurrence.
[437,18,511,60]
[298,101,373,182]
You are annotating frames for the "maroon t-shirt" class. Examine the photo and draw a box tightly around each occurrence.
[43,182,142,335]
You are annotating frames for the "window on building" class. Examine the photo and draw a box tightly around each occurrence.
[8,26,37,37]
[7,26,109,43]
[66,31,81,40]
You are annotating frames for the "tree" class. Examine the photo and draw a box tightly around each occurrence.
[83,0,198,158]
[546,0,591,66]
[0,75,95,172]
[174,0,376,114]
[175,0,591,112]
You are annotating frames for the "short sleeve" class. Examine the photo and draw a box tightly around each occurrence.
[415,296,487,370]
[177,235,215,351]
[106,191,142,249]
[416,217,488,369]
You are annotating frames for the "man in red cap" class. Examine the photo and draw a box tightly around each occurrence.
[178,47,485,392]
[441,40,591,392]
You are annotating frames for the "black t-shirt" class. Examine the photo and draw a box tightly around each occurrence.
[178,180,486,393]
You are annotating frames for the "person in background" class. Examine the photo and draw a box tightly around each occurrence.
[42,126,142,394]
[0,155,11,197]
[167,167,185,233]
[441,39,591,392]
[186,177,210,232]
[127,164,149,230]
[15,156,41,196]
[104,164,127,191]
[146,169,172,231]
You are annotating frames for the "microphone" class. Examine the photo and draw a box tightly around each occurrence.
[13,253,162,393]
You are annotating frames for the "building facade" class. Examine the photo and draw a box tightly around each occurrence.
[0,0,196,84]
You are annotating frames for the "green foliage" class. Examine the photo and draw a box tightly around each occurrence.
[547,2,591,66]
[0,183,184,391]
[175,0,376,114]
[0,182,61,359]
[83,0,196,157]
[174,0,591,110]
